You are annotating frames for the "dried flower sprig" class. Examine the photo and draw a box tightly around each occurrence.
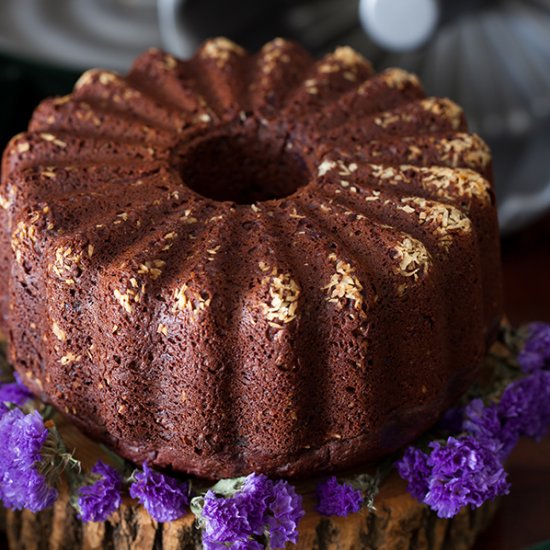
[129,462,189,522]
[192,473,304,549]
[76,461,123,522]
[397,321,550,518]
[0,409,60,512]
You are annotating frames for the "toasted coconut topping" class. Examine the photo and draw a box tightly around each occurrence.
[436,134,491,170]
[420,98,463,129]
[261,268,300,325]
[11,221,36,250]
[318,159,358,179]
[11,209,54,264]
[40,133,66,148]
[259,38,291,77]
[373,111,406,128]
[52,321,66,342]
[41,168,57,179]
[75,69,141,103]
[98,71,119,86]
[11,220,36,262]
[318,160,336,176]
[391,236,431,282]
[323,254,366,318]
[318,46,369,79]
[370,164,491,206]
[364,189,381,202]
[418,167,491,205]
[0,195,11,210]
[60,351,80,365]
[51,246,83,283]
[378,68,420,91]
[163,54,177,70]
[53,95,71,106]
[333,46,367,66]
[173,284,211,313]
[114,289,134,314]
[138,259,166,280]
[180,209,198,224]
[16,141,30,153]
[113,278,145,315]
[201,38,245,67]
[76,69,113,89]
[370,165,404,182]
[304,78,319,95]
[195,113,212,123]
[373,98,462,130]
[399,197,472,250]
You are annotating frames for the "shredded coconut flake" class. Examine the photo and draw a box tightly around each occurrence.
[261,269,300,325]
[323,254,366,317]
[391,236,431,283]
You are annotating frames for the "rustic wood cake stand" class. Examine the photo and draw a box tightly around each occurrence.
[0,414,498,550]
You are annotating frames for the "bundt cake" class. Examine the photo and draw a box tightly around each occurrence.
[0,38,502,479]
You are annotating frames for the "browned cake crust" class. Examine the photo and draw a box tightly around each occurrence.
[0,38,502,479]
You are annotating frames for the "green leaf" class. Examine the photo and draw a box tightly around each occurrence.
[210,476,247,497]
[190,495,205,526]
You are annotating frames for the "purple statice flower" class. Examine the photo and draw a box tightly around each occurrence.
[0,408,58,512]
[0,373,33,413]
[77,461,122,522]
[238,473,272,534]
[265,480,304,549]
[199,473,303,549]
[201,474,272,545]
[316,476,363,517]
[463,370,550,458]
[203,540,263,550]
[463,399,510,456]
[396,446,431,502]
[201,489,257,545]
[129,462,189,522]
[518,322,550,373]
[498,370,550,445]
[423,436,509,518]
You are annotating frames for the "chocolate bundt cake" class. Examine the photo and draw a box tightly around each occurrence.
[0,38,502,479]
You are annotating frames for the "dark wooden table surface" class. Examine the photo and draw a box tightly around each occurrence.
[474,211,550,550]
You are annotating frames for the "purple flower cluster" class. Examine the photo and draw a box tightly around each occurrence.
[0,408,58,512]
[77,461,122,522]
[464,324,550,459]
[464,373,550,459]
[396,447,430,502]
[0,373,33,416]
[397,435,509,518]
[266,480,304,548]
[399,323,550,518]
[316,476,363,517]
[424,436,509,518]
[499,370,550,441]
[518,322,550,373]
[129,462,189,522]
[200,473,304,549]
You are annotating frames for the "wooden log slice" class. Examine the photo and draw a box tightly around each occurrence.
[1,414,498,550]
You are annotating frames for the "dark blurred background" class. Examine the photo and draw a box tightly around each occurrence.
[0,2,549,547]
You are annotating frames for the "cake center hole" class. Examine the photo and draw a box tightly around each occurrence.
[178,130,309,204]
